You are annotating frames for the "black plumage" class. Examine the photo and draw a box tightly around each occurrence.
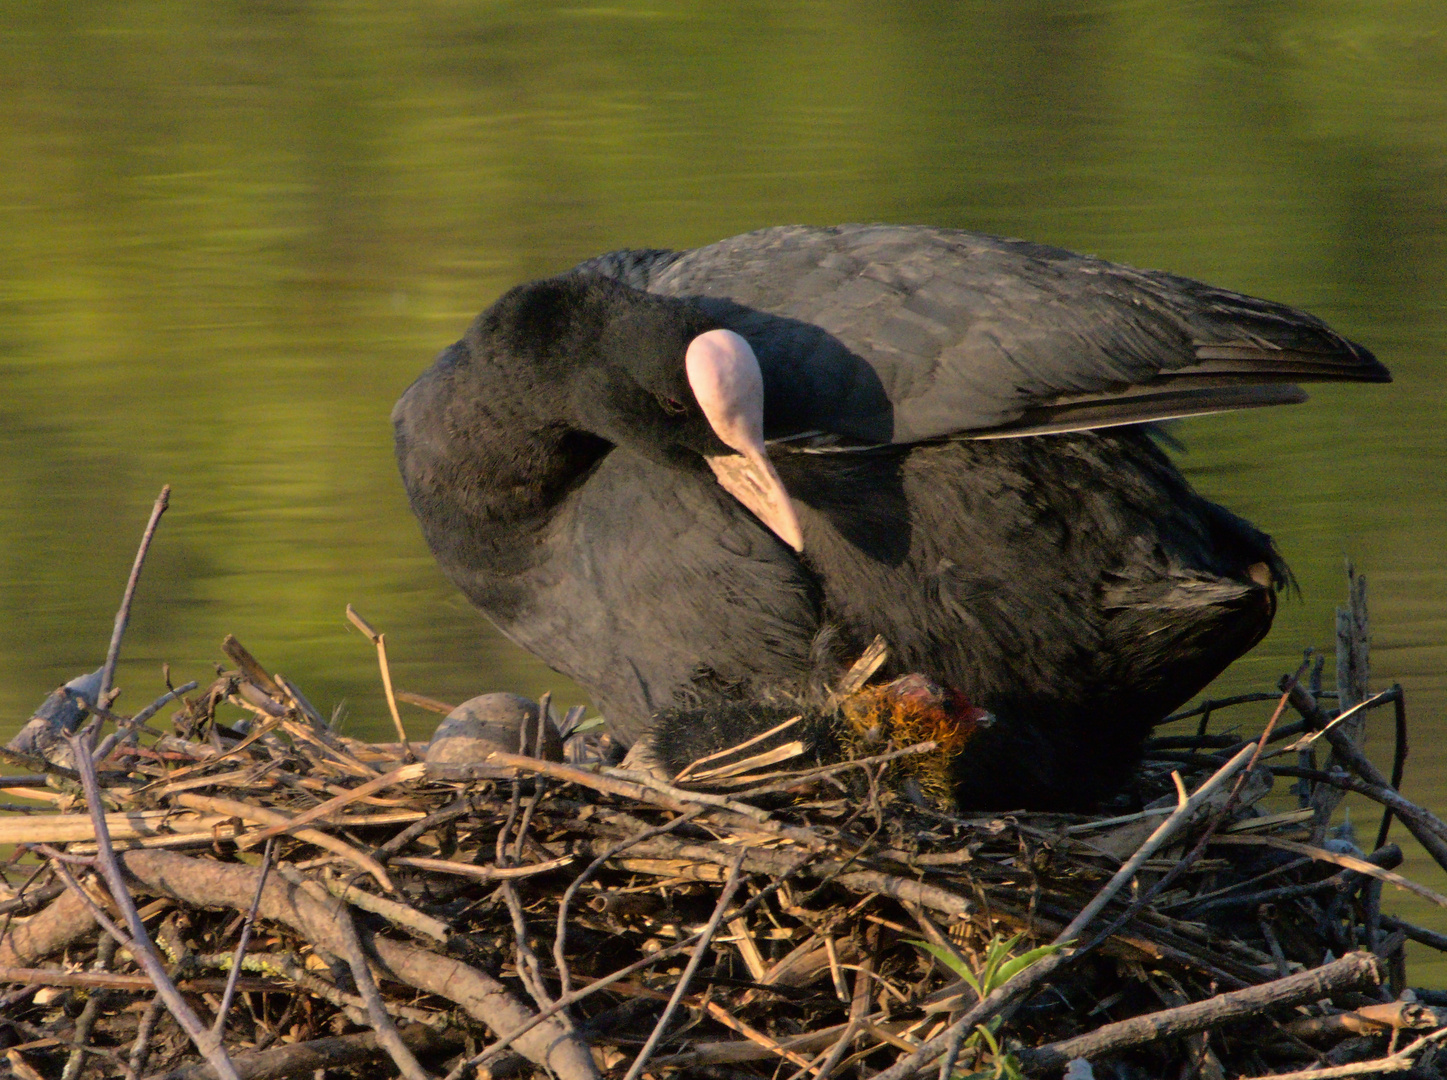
[394,225,1388,810]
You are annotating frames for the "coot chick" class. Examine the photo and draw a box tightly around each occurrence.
[650,673,993,811]
[393,225,1389,810]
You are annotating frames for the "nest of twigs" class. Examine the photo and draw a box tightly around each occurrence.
[2,497,1446,1080]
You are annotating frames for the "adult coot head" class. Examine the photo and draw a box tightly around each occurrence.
[395,273,802,557]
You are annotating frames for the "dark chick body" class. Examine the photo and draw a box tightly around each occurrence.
[394,225,1386,810]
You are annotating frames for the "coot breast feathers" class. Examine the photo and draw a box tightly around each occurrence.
[394,224,1389,809]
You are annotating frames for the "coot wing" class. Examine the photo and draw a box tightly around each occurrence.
[575,225,1388,444]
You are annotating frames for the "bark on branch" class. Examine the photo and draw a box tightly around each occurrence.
[116,848,598,1080]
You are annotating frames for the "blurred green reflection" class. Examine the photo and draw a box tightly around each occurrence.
[2,0,1445,959]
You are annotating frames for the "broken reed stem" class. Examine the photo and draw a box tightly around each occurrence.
[245,763,425,844]
[671,712,804,782]
[211,837,273,1039]
[345,605,414,759]
[620,848,748,1080]
[513,691,551,863]
[97,485,172,718]
[171,792,394,891]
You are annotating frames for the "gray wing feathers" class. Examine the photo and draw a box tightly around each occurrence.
[575,225,1387,443]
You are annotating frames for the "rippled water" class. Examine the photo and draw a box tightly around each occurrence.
[3,0,1445,962]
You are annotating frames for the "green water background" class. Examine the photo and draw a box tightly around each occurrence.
[2,0,1445,971]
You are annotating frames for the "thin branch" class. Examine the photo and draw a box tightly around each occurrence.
[449,851,820,1080]
[92,681,199,763]
[45,855,238,1080]
[60,729,238,1079]
[373,794,474,864]
[212,837,274,1039]
[620,848,748,1080]
[96,485,172,718]
[1074,667,1307,954]
[1055,741,1257,945]
[553,807,704,997]
[127,996,163,1079]
[1374,684,1409,852]
[330,889,433,1080]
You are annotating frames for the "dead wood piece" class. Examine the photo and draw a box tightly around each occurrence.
[115,848,599,1080]
[394,691,458,715]
[763,931,865,988]
[0,810,234,846]
[170,792,394,890]
[0,966,280,993]
[243,762,425,843]
[220,635,282,698]
[320,867,450,943]
[1381,917,1447,954]
[1014,951,1385,1073]
[0,886,99,966]
[145,1023,464,1080]
[1284,1001,1444,1040]
[0,880,64,917]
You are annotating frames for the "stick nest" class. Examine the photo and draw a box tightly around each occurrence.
[3,625,1447,1080]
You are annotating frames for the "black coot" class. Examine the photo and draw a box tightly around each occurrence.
[393,225,1388,809]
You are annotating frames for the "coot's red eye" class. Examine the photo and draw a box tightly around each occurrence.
[658,395,687,415]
